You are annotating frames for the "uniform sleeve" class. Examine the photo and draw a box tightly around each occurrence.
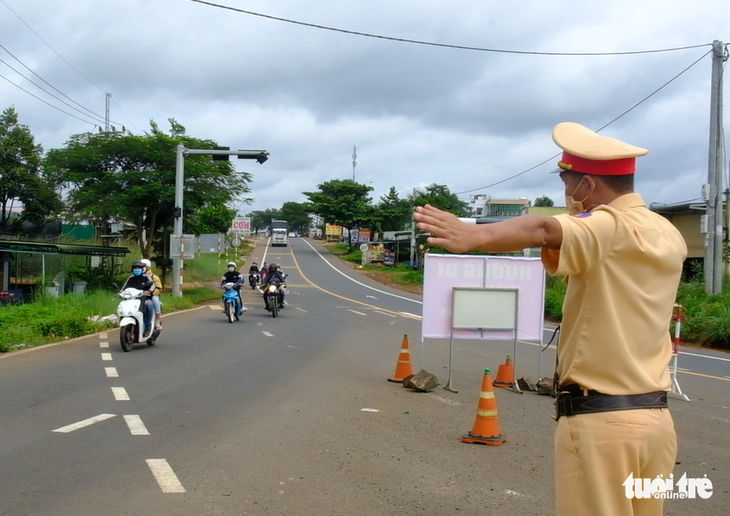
[547,210,619,277]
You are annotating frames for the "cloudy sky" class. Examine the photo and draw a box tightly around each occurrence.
[2,0,729,215]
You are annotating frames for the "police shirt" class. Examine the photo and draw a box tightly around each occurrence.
[541,193,687,395]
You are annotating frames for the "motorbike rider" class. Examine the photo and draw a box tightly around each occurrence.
[220,261,247,314]
[248,262,261,286]
[140,259,163,331]
[262,263,287,311]
[118,260,155,336]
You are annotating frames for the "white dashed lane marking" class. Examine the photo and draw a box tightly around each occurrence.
[112,387,130,401]
[124,415,150,435]
[146,459,186,493]
[53,414,116,433]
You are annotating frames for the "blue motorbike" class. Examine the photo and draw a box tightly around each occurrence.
[222,282,243,323]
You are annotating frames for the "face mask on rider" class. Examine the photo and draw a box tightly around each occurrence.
[228,267,235,272]
[565,176,592,215]
[132,268,143,276]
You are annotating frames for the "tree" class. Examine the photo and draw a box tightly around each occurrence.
[45,119,251,257]
[411,184,470,216]
[534,195,555,207]
[377,187,412,233]
[189,204,237,234]
[303,179,373,251]
[279,201,312,235]
[0,107,63,232]
[247,209,281,234]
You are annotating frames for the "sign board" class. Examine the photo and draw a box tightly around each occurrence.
[325,224,342,236]
[231,217,251,233]
[422,254,545,341]
[452,288,517,330]
[198,234,225,254]
[170,234,196,260]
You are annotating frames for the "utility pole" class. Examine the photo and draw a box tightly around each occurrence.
[352,145,357,181]
[705,40,726,295]
[104,93,111,132]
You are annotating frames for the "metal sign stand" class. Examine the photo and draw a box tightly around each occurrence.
[670,304,690,401]
[444,287,520,393]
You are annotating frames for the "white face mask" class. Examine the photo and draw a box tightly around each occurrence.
[565,177,591,215]
[228,267,235,272]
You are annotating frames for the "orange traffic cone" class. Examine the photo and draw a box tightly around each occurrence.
[388,334,414,383]
[493,355,515,389]
[461,368,507,446]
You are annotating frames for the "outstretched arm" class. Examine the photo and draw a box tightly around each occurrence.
[413,205,563,254]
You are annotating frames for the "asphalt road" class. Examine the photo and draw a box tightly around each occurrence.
[0,238,728,515]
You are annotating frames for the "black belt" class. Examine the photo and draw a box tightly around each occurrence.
[555,385,668,420]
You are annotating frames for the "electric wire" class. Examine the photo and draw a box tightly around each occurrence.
[0,72,98,126]
[0,54,109,126]
[184,0,710,57]
[0,0,137,132]
[455,48,714,195]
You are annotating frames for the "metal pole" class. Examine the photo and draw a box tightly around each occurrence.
[172,144,185,297]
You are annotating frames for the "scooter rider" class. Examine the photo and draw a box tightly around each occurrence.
[248,262,261,286]
[220,261,247,314]
[262,263,287,311]
[140,258,162,331]
[118,260,155,336]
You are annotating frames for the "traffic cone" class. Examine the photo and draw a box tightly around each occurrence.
[388,334,414,383]
[493,355,515,389]
[461,368,507,446]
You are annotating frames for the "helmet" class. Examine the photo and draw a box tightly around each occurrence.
[227,262,236,268]
[268,263,278,272]
[132,260,145,276]
[140,259,151,268]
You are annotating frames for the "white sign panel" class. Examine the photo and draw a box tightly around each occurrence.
[231,217,251,233]
[422,254,545,341]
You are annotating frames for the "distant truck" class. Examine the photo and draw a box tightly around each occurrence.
[270,219,288,247]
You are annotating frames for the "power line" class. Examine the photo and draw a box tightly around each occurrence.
[0,0,137,132]
[455,48,714,195]
[184,0,711,57]
[0,72,98,126]
[0,54,109,126]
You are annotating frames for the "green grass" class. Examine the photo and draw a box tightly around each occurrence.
[0,239,256,353]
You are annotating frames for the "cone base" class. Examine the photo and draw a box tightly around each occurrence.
[461,433,507,446]
[493,381,514,389]
[387,377,405,383]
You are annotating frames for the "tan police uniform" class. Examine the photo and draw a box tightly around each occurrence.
[541,123,688,516]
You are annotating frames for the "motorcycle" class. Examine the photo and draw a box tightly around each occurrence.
[222,282,243,323]
[263,277,287,318]
[117,288,160,352]
[248,269,260,289]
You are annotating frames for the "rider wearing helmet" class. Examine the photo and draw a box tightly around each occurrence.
[119,260,155,336]
[262,263,287,311]
[220,262,247,313]
[140,258,163,330]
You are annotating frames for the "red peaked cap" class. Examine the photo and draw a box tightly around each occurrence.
[552,122,648,176]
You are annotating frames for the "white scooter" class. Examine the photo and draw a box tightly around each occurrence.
[117,288,160,352]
